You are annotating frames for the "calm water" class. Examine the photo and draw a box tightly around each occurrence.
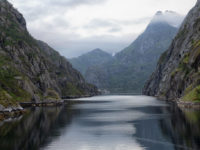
[0,95,200,150]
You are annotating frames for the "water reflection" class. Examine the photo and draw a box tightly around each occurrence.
[0,96,199,150]
[0,106,76,150]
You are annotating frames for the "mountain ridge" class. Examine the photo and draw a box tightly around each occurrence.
[0,0,98,108]
[143,0,200,103]
[84,11,181,93]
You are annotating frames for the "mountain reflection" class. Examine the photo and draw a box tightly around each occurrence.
[0,106,76,150]
[0,96,200,150]
[133,104,200,150]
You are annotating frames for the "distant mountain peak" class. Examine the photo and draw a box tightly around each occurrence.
[155,10,177,16]
[87,48,111,56]
[151,10,184,27]
[69,48,112,75]
[93,48,104,52]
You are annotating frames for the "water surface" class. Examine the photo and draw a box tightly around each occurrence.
[0,95,200,150]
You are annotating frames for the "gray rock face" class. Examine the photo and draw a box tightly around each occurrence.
[143,0,200,101]
[0,0,98,107]
[0,104,5,111]
[0,0,26,30]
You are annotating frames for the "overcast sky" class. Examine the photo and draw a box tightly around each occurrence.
[8,0,196,58]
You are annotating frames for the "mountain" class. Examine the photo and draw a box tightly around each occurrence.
[85,11,182,93]
[0,0,98,108]
[69,48,112,76]
[143,0,200,102]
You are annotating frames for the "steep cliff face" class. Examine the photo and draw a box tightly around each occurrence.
[143,0,200,102]
[85,11,181,93]
[0,0,98,108]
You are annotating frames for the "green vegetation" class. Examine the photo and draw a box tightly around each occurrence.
[83,22,178,93]
[183,53,189,64]
[159,51,168,64]
[183,85,200,102]
[44,89,60,100]
[193,47,200,61]
[192,40,200,49]
[0,1,98,108]
[175,53,191,78]
[184,110,200,123]
[0,55,31,107]
[170,68,181,78]
[191,40,200,62]
[0,12,37,47]
[184,85,194,95]
[179,55,189,70]
[0,90,17,107]
[63,83,83,96]
[176,25,188,39]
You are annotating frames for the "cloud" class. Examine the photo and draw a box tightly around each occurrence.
[83,17,151,34]
[57,34,138,58]
[118,17,152,25]
[151,10,185,27]
[9,0,106,21]
[108,27,122,33]
[84,19,123,33]
[85,17,151,28]
[84,19,117,28]
[8,0,196,58]
[48,0,106,7]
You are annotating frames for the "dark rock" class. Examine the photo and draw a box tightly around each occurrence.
[143,0,200,102]
[0,0,99,108]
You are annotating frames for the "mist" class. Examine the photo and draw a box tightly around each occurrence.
[8,0,196,57]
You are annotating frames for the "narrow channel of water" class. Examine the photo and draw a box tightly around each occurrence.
[0,95,200,150]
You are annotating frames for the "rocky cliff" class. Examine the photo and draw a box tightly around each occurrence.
[0,0,98,108]
[85,11,182,93]
[143,0,200,102]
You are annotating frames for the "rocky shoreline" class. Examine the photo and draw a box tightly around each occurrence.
[0,106,26,121]
[176,100,200,109]
[0,94,97,121]
[0,101,65,121]
[156,95,200,109]
[20,100,64,108]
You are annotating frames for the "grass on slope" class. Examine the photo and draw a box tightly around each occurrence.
[183,85,200,102]
[62,83,83,96]
[0,55,31,107]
